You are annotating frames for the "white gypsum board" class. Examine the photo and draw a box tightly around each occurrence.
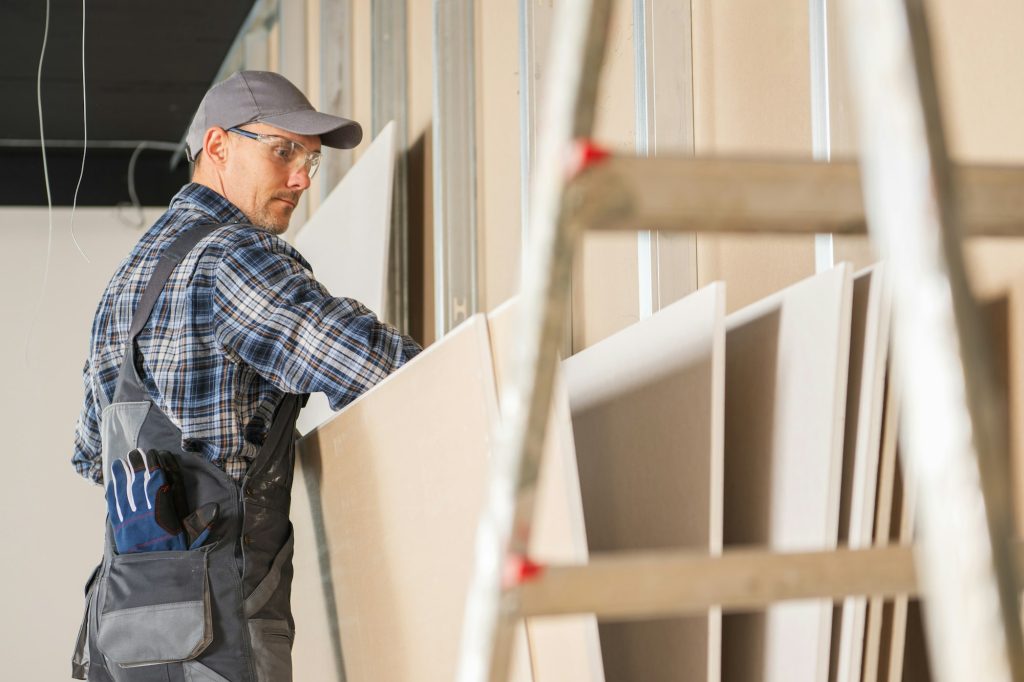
[862,357,901,682]
[293,315,532,681]
[831,264,892,682]
[563,282,726,682]
[487,298,606,682]
[293,120,397,436]
[722,264,854,682]
[290,450,345,681]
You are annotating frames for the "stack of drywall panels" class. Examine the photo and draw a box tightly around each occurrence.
[290,261,947,681]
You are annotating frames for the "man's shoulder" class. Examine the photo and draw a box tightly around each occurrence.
[192,223,312,272]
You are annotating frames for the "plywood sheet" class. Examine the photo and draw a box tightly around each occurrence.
[830,266,892,682]
[292,316,531,681]
[722,265,854,682]
[294,121,397,435]
[563,283,726,682]
[487,299,605,681]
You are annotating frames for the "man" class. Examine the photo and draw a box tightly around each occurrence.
[71,71,420,681]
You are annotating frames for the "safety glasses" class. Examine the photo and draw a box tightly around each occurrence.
[228,127,322,179]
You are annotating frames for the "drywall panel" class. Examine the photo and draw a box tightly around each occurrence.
[929,0,1024,530]
[861,358,900,682]
[722,264,854,682]
[293,121,397,434]
[293,316,532,681]
[564,283,726,682]
[487,299,606,681]
[928,0,1024,164]
[691,0,815,313]
[478,1,522,311]
[965,246,1024,530]
[830,266,891,682]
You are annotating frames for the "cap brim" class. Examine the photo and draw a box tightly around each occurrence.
[260,109,363,149]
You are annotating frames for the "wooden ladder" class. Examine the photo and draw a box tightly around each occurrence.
[454,1,1024,680]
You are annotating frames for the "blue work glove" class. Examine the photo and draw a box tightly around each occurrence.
[106,449,188,553]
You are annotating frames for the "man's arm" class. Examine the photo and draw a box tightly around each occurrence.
[212,230,421,409]
[72,359,104,485]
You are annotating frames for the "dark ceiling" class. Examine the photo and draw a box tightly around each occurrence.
[0,0,256,207]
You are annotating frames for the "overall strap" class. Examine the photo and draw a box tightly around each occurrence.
[246,393,303,480]
[128,223,223,341]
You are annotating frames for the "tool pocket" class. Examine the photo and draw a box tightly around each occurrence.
[71,563,101,679]
[247,618,294,682]
[244,528,296,681]
[96,548,213,670]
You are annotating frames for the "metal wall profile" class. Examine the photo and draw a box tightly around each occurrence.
[809,0,835,272]
[372,0,410,329]
[520,0,572,356]
[278,0,308,230]
[633,0,698,318]
[518,0,554,250]
[320,0,355,199]
[433,0,479,337]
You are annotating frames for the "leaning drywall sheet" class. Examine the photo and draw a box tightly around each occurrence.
[861,358,900,682]
[294,120,397,435]
[563,282,727,682]
[293,315,532,681]
[291,444,347,682]
[487,299,606,681]
[722,264,853,682]
[830,265,891,682]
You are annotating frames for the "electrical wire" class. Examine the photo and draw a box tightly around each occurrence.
[27,0,53,365]
[69,0,90,262]
[118,141,150,228]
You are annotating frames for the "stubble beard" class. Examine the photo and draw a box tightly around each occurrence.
[247,200,293,235]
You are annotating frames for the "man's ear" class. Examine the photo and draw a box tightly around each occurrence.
[203,127,230,169]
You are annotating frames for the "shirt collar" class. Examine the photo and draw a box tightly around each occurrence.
[169,183,249,226]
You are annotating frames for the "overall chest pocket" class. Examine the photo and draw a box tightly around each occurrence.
[96,548,213,669]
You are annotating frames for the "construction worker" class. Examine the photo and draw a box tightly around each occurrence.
[70,70,420,681]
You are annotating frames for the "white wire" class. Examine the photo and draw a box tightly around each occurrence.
[69,0,90,262]
[121,141,149,228]
[27,0,53,366]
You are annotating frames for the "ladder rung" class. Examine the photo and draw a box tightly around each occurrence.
[568,156,1024,237]
[511,542,1024,621]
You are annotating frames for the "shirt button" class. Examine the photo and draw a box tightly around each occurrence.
[243,534,252,546]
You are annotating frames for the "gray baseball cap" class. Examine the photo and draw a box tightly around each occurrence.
[185,70,362,161]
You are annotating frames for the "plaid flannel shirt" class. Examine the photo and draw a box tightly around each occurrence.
[73,183,421,484]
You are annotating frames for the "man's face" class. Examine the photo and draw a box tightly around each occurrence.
[220,123,322,234]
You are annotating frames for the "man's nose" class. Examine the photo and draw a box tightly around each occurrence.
[288,166,312,191]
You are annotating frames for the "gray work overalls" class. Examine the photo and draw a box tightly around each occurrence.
[72,224,303,682]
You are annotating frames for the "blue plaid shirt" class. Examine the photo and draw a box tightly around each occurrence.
[73,183,421,484]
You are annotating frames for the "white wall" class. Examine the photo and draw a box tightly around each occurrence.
[0,206,161,680]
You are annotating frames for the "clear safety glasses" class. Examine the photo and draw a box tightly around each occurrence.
[228,127,322,179]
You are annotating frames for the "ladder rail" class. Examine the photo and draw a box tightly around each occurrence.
[841,0,1024,679]
[454,1,615,680]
